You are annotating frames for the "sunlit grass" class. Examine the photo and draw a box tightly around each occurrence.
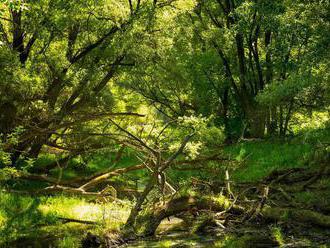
[225,140,312,182]
[0,192,131,246]
[169,127,329,184]
[39,195,131,229]
[57,236,80,248]
[49,152,140,181]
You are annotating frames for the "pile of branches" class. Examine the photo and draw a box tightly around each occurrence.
[101,149,330,247]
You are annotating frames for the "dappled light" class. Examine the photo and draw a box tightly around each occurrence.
[0,0,329,247]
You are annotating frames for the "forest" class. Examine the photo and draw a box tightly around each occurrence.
[0,0,329,247]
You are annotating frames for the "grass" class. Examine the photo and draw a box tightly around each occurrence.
[0,192,131,247]
[225,140,313,182]
[168,126,329,184]
[168,137,315,184]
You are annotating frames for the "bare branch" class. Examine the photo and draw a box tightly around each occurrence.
[128,0,134,14]
[160,133,195,171]
[109,119,159,156]
[79,164,146,190]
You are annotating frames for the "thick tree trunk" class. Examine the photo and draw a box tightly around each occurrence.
[245,103,266,138]
[0,102,17,137]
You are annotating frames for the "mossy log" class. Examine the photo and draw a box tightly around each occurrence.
[262,206,330,228]
[135,195,244,237]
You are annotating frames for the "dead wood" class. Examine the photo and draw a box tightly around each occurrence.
[58,217,98,225]
[262,206,330,228]
[134,195,244,237]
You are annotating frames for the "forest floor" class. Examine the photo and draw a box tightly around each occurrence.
[0,128,329,247]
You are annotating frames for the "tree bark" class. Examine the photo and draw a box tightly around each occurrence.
[262,206,330,228]
[244,100,266,138]
[135,195,244,237]
[124,178,155,229]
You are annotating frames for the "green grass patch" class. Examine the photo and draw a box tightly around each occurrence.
[225,140,312,182]
[0,191,131,246]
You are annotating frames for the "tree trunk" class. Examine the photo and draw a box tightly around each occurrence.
[268,107,278,135]
[245,103,266,138]
[135,195,244,237]
[262,206,330,228]
[0,102,17,137]
[124,178,155,229]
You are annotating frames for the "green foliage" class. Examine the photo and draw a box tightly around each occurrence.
[0,143,11,166]
[0,192,56,244]
[291,111,329,134]
[0,0,329,245]
[0,167,20,181]
[168,115,225,159]
[0,0,28,13]
[227,140,312,182]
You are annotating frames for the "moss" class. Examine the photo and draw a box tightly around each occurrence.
[294,190,330,209]
[214,235,255,247]
[271,226,285,247]
[200,195,231,210]
[262,206,330,227]
[158,240,174,247]
[215,233,280,248]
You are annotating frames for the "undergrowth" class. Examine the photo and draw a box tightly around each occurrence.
[0,193,130,247]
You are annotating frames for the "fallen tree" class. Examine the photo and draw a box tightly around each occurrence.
[262,206,330,228]
[134,194,244,237]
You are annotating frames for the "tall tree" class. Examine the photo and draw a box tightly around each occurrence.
[0,0,196,165]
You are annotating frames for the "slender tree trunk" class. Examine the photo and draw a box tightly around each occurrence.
[0,102,17,137]
[279,105,284,136]
[125,177,155,228]
[283,100,294,136]
[269,107,278,135]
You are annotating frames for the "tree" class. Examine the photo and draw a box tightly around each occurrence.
[0,0,196,165]
[192,0,330,137]
[125,0,329,138]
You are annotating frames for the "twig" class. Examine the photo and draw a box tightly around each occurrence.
[58,217,98,225]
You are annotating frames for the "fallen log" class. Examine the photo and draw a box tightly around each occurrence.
[134,195,244,237]
[17,163,147,189]
[58,217,98,225]
[262,206,330,228]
